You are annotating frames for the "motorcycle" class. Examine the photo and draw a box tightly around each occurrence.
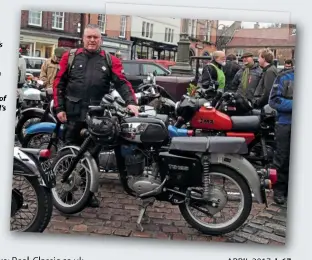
[174,88,276,167]
[50,93,276,236]
[11,146,55,232]
[16,80,56,144]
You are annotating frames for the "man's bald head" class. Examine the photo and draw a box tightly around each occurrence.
[212,51,226,66]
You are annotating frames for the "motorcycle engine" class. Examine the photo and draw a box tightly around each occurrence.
[121,145,161,195]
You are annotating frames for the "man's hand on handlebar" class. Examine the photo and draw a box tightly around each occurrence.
[127,104,139,116]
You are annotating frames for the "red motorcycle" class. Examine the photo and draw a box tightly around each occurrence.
[174,90,276,168]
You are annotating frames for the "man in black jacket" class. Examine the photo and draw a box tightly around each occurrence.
[53,24,138,207]
[223,54,241,92]
[253,48,278,108]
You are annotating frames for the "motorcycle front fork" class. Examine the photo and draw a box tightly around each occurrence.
[61,136,103,183]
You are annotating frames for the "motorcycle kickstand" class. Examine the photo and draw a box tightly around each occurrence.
[136,197,156,232]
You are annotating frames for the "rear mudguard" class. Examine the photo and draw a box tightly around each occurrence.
[209,153,263,204]
[57,146,100,193]
[19,107,56,123]
[25,122,64,136]
[13,147,41,178]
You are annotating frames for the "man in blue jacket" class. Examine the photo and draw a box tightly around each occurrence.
[268,68,294,204]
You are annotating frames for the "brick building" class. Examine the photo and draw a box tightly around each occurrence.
[225,26,296,64]
[186,19,217,58]
[20,10,82,58]
[84,14,133,59]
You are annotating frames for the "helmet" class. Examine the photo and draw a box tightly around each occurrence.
[86,111,120,146]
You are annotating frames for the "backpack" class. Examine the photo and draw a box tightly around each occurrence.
[67,48,112,74]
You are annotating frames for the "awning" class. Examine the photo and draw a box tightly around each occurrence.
[20,29,81,42]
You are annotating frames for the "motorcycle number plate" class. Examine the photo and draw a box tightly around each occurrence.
[40,160,56,188]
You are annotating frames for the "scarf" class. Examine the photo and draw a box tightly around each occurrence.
[241,63,254,90]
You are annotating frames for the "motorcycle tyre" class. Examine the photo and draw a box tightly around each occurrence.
[15,110,51,144]
[51,149,93,214]
[178,165,252,236]
[12,160,53,232]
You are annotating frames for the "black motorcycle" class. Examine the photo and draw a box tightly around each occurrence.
[50,93,275,236]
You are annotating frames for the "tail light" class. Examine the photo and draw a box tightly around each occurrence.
[39,149,51,159]
[187,130,193,136]
[268,168,277,185]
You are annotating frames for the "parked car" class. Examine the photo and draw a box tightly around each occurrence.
[137,59,176,70]
[121,59,194,101]
[22,56,47,77]
[121,60,171,90]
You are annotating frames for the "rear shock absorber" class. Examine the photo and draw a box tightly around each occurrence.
[202,155,211,200]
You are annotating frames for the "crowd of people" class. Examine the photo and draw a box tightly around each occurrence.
[17,24,294,206]
[200,49,294,205]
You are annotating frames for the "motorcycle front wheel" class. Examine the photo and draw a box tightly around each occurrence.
[178,165,252,236]
[11,160,53,232]
[51,149,93,214]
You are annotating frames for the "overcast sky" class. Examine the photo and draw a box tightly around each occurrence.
[219,20,274,28]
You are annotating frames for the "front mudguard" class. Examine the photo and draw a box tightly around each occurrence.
[58,146,100,193]
[209,153,263,204]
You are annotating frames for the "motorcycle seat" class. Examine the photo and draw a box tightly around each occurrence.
[231,116,260,132]
[155,114,169,126]
[169,136,248,154]
[251,109,261,116]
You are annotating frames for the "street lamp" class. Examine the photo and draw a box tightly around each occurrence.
[170,18,193,75]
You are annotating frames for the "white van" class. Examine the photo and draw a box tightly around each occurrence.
[22,56,47,77]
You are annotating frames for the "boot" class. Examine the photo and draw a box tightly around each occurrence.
[87,194,100,208]
[273,190,286,205]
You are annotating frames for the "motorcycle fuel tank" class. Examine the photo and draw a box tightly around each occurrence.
[120,117,168,144]
[190,106,233,131]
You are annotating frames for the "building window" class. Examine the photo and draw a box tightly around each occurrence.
[191,19,196,38]
[142,21,146,36]
[165,28,168,41]
[271,49,277,58]
[146,22,150,37]
[119,16,127,38]
[52,12,65,30]
[28,11,42,26]
[98,14,106,34]
[292,49,295,59]
[150,24,153,38]
[205,20,211,42]
[165,28,174,42]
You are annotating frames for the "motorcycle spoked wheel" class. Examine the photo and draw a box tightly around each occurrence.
[178,165,252,236]
[51,149,93,215]
[22,132,64,158]
[15,111,46,144]
[11,160,53,232]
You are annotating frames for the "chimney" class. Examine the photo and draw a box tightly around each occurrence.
[254,22,260,29]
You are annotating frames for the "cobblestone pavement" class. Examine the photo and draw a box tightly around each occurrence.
[45,172,288,245]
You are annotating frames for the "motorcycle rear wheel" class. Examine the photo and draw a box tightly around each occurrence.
[178,165,252,236]
[11,160,53,232]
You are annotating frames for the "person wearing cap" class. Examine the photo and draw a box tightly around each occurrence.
[200,50,226,91]
[231,52,262,102]
[39,47,66,89]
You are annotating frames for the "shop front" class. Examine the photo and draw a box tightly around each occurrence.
[101,36,133,60]
[19,34,58,58]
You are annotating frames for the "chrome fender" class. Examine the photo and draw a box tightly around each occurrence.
[13,147,41,178]
[209,153,263,204]
[58,146,100,193]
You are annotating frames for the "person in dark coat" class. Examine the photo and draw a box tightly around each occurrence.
[223,54,241,92]
[253,48,278,108]
[231,52,262,102]
[268,68,294,204]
